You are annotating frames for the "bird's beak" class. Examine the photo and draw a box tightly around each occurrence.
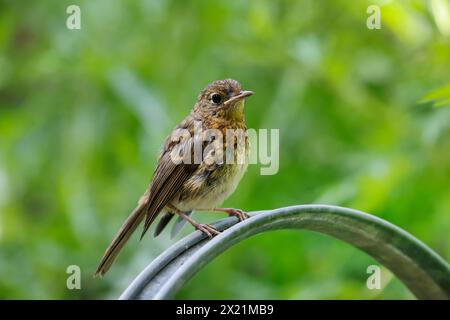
[224,90,254,106]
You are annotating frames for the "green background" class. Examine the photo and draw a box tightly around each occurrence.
[0,0,449,299]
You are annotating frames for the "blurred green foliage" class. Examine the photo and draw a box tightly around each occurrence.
[0,0,449,299]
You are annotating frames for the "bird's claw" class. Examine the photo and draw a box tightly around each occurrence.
[196,223,220,238]
[223,208,249,221]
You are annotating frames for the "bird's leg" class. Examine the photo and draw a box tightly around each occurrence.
[167,204,220,238]
[212,208,249,221]
[194,207,249,222]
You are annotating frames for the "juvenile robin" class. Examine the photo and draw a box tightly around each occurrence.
[95,79,253,276]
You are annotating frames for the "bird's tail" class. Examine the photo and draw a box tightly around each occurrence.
[94,199,148,277]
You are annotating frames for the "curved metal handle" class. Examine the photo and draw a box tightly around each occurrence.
[120,205,450,300]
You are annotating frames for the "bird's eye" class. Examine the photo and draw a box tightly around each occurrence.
[211,93,222,104]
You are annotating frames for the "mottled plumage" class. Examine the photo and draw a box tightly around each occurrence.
[95,79,253,276]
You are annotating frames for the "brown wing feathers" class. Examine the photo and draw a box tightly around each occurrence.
[95,137,198,276]
[140,159,197,239]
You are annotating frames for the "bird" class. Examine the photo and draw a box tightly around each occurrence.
[95,79,253,276]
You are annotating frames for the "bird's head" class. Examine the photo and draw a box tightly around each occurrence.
[195,79,253,121]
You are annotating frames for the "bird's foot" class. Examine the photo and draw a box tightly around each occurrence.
[172,206,220,238]
[194,223,220,238]
[215,208,249,222]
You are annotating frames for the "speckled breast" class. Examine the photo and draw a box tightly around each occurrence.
[172,134,249,211]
